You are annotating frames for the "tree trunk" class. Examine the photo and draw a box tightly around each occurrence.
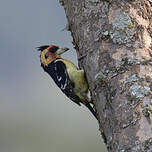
[60,0,152,151]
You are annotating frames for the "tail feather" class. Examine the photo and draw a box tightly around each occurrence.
[85,103,98,120]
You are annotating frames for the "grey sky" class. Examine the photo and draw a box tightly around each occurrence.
[0,0,106,152]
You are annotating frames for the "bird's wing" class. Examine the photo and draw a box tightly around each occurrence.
[47,60,81,106]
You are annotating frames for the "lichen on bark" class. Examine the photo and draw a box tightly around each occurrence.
[60,0,152,151]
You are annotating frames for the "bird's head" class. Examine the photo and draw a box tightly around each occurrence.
[37,45,69,66]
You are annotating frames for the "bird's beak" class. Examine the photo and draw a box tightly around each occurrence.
[56,47,69,55]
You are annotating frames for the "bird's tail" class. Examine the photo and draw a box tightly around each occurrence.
[85,103,98,120]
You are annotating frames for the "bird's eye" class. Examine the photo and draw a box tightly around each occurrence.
[45,54,48,58]
[45,52,52,58]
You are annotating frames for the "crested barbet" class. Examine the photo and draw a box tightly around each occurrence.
[37,45,97,119]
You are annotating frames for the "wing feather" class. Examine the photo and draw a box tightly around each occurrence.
[42,60,81,106]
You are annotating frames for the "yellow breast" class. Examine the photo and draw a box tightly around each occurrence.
[59,59,89,102]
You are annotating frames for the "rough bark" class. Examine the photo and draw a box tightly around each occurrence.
[59,0,152,151]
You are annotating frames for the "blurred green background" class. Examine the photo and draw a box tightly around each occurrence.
[0,0,107,152]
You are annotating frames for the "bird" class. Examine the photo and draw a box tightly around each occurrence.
[37,45,97,119]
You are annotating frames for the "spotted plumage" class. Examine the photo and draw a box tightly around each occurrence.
[37,45,97,119]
